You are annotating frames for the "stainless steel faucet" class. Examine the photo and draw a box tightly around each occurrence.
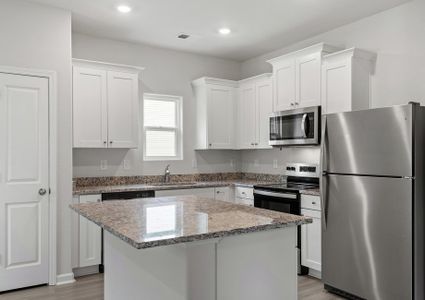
[164,164,171,183]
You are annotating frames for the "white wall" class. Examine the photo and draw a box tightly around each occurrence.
[72,33,241,177]
[0,0,72,279]
[240,0,425,174]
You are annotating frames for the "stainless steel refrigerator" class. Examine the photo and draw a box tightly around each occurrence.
[321,103,425,300]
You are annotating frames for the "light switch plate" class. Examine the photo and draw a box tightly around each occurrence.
[123,160,131,170]
[254,160,259,167]
[192,158,197,168]
[273,159,278,169]
[230,159,235,168]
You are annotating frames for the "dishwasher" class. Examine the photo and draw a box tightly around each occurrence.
[99,190,155,272]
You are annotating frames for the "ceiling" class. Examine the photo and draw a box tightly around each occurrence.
[30,0,409,61]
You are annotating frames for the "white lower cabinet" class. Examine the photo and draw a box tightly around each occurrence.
[155,188,216,199]
[215,187,232,202]
[235,187,254,207]
[301,195,321,276]
[79,195,102,268]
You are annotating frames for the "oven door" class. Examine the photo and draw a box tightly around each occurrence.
[253,189,300,215]
[269,106,320,146]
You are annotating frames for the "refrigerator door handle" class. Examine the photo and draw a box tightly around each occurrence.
[320,116,328,230]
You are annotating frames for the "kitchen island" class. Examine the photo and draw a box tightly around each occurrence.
[71,196,311,300]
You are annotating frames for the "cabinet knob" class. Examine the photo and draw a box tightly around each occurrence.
[209,143,212,147]
[290,102,295,106]
[109,141,113,144]
[295,102,299,105]
[103,141,107,144]
[312,201,316,205]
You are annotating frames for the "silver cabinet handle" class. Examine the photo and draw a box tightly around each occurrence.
[39,188,47,196]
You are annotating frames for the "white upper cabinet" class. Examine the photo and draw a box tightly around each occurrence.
[267,43,340,111]
[73,67,108,148]
[193,77,237,150]
[107,71,139,148]
[321,48,376,115]
[238,82,257,149]
[73,60,141,148]
[237,74,273,149]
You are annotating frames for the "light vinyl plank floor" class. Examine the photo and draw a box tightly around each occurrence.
[0,274,344,300]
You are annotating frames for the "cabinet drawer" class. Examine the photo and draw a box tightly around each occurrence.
[235,187,253,199]
[301,194,321,211]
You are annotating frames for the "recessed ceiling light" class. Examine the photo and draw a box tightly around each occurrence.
[117,5,132,13]
[218,28,231,35]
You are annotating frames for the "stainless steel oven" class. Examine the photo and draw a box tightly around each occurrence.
[269,106,321,146]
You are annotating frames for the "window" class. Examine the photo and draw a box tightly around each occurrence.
[143,93,183,160]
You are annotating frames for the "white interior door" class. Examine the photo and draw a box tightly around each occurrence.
[0,73,50,291]
[107,71,139,148]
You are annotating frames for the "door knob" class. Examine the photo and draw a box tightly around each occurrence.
[39,188,47,196]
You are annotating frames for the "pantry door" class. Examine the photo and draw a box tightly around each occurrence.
[0,73,50,291]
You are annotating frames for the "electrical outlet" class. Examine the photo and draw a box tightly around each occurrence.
[100,160,108,170]
[273,159,278,169]
[254,160,259,167]
[123,159,131,170]
[230,159,235,168]
[192,158,197,168]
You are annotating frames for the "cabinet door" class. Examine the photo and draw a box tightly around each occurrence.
[238,84,257,149]
[321,59,352,114]
[73,67,107,148]
[207,85,235,149]
[215,187,230,202]
[107,71,139,148]
[79,195,102,268]
[273,59,295,112]
[255,78,273,149]
[301,209,321,272]
[295,53,321,108]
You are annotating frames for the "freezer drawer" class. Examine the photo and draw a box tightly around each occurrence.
[323,104,413,177]
[322,175,413,300]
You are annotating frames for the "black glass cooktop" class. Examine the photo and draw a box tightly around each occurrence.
[254,177,319,192]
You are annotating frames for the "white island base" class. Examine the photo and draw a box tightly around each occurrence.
[104,227,298,300]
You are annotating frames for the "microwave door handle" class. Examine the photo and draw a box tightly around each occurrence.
[301,113,308,138]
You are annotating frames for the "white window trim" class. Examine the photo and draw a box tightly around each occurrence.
[143,93,183,161]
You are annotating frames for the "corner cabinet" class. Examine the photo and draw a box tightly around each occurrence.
[267,43,340,112]
[321,48,376,114]
[238,74,273,149]
[192,77,237,150]
[73,59,140,148]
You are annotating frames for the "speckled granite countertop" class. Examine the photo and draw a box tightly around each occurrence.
[73,180,278,195]
[300,188,320,196]
[70,196,311,249]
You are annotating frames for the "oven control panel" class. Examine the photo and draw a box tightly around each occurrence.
[284,163,319,178]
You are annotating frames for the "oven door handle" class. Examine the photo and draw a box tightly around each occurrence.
[253,190,297,199]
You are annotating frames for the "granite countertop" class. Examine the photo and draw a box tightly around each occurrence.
[73,179,278,195]
[70,196,312,249]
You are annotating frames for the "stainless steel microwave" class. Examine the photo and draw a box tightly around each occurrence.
[269,106,321,146]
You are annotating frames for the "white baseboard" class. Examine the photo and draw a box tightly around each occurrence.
[308,269,322,279]
[56,273,76,285]
[73,265,100,278]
